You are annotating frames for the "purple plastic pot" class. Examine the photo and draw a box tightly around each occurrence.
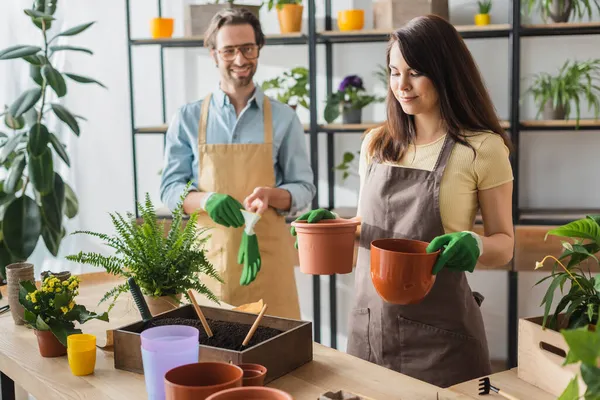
[140,325,200,399]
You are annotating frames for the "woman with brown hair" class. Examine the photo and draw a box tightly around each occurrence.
[292,15,514,387]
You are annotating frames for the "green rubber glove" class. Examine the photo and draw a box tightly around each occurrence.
[290,209,337,248]
[238,232,261,286]
[204,193,244,228]
[426,231,482,275]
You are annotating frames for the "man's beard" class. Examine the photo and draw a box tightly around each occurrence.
[226,64,256,88]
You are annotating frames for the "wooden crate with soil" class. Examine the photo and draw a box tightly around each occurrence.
[113,304,313,384]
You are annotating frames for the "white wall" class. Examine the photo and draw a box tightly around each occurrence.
[1,0,599,363]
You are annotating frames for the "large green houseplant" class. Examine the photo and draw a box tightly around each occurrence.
[523,0,600,23]
[558,324,600,399]
[525,58,600,126]
[0,1,105,283]
[65,185,223,316]
[534,215,600,330]
[261,67,309,111]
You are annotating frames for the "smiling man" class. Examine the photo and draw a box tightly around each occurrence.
[159,8,315,319]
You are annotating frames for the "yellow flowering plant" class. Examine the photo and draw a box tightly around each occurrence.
[18,275,109,346]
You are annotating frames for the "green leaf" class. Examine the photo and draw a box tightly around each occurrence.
[547,218,600,244]
[24,9,55,21]
[561,327,600,365]
[581,364,600,397]
[35,315,50,331]
[41,172,65,234]
[343,152,355,163]
[5,110,25,130]
[33,0,58,16]
[0,242,14,281]
[23,54,46,66]
[2,196,42,260]
[64,73,106,89]
[23,309,36,325]
[558,376,580,400]
[0,132,26,164]
[8,88,42,118]
[0,45,42,60]
[22,107,40,128]
[49,45,93,56]
[324,102,340,124]
[64,183,78,218]
[48,132,70,167]
[47,320,69,347]
[30,64,43,86]
[50,104,79,135]
[41,223,61,257]
[51,22,95,41]
[29,147,54,195]
[42,64,67,98]
[28,123,50,156]
[4,154,25,194]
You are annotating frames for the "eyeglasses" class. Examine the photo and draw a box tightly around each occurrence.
[217,44,259,61]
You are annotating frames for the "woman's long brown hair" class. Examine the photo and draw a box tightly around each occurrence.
[368,14,513,163]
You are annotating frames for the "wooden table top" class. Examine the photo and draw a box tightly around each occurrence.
[0,272,472,400]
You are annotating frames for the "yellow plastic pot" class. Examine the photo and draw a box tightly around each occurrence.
[67,334,97,376]
[337,9,364,31]
[277,4,303,33]
[150,17,174,39]
[474,14,490,26]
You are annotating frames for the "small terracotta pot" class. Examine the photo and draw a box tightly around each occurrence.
[238,363,267,386]
[35,329,67,358]
[370,238,440,305]
[291,219,360,275]
[277,4,303,33]
[205,387,294,400]
[337,9,364,31]
[164,362,243,400]
[6,262,34,325]
[144,293,182,316]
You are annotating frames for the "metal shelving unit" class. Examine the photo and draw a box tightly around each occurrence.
[124,0,600,368]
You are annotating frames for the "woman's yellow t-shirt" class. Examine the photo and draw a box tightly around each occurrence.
[357,130,514,234]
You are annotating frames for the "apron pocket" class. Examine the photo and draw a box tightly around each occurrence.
[398,316,486,388]
[346,308,371,362]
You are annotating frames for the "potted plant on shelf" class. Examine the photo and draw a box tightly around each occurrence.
[523,0,600,23]
[524,58,600,125]
[18,274,109,357]
[265,0,304,34]
[324,75,381,124]
[65,185,223,316]
[260,67,309,111]
[474,0,492,26]
[0,1,96,283]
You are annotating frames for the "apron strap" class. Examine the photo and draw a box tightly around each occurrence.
[263,96,273,144]
[198,93,212,145]
[432,134,455,174]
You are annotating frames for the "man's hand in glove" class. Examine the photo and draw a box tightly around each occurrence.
[238,232,261,286]
[204,193,244,228]
[290,208,337,248]
[426,231,483,275]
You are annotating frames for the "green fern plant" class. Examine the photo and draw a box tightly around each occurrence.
[65,184,223,311]
[478,0,492,14]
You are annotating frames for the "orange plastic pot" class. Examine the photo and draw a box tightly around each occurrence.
[238,363,267,386]
[277,4,303,33]
[164,362,243,400]
[337,9,364,31]
[151,17,174,39]
[370,238,440,305]
[35,329,67,358]
[291,219,360,275]
[205,387,294,400]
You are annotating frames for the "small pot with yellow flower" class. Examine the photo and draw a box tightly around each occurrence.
[18,274,109,358]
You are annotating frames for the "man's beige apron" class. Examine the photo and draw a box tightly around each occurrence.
[195,93,301,320]
[347,135,491,388]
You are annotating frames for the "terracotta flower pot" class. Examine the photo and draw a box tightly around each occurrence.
[277,4,303,33]
[164,362,243,400]
[205,387,294,400]
[6,262,34,325]
[238,363,267,386]
[337,9,364,31]
[144,293,182,316]
[291,219,360,275]
[370,238,440,305]
[35,329,67,358]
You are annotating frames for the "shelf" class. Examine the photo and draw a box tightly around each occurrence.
[521,119,600,130]
[130,32,307,47]
[135,125,168,134]
[518,208,600,225]
[521,22,600,37]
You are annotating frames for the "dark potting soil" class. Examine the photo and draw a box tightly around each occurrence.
[142,317,283,351]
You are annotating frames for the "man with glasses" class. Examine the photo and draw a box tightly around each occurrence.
[159,8,315,319]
